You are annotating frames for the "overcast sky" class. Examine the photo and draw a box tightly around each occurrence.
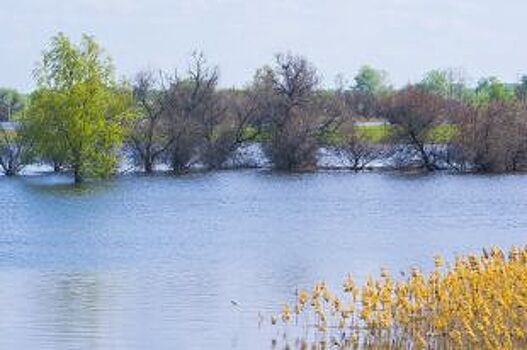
[1,0,526,91]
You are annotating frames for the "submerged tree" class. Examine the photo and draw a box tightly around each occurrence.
[334,121,386,171]
[0,121,32,176]
[199,88,260,169]
[130,70,175,173]
[130,54,257,173]
[379,87,446,171]
[23,33,132,183]
[159,53,220,173]
[254,53,343,171]
[453,102,527,172]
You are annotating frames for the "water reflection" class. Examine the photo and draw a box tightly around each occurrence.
[22,174,114,197]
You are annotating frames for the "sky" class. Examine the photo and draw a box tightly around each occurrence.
[1,0,526,91]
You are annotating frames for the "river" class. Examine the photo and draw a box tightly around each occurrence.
[0,170,526,349]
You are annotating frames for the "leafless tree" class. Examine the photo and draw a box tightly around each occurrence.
[334,121,386,171]
[379,87,446,171]
[254,53,343,171]
[199,89,260,169]
[453,101,527,172]
[345,90,380,119]
[131,53,254,174]
[130,70,175,173]
[162,52,225,173]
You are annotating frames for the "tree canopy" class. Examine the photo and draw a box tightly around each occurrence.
[0,88,26,121]
[23,33,132,183]
[352,65,389,95]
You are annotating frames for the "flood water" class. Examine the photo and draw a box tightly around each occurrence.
[0,170,526,349]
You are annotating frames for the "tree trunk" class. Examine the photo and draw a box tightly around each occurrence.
[144,159,153,173]
[73,167,83,184]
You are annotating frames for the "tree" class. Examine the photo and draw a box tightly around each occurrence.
[0,122,31,176]
[515,75,527,103]
[348,65,389,118]
[161,52,221,173]
[353,65,388,95]
[379,86,446,171]
[23,33,132,183]
[474,77,515,103]
[453,102,527,172]
[130,70,175,173]
[334,121,386,171]
[419,68,468,100]
[254,53,343,171]
[0,88,26,121]
[199,88,259,169]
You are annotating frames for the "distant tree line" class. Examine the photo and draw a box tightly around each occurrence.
[2,33,527,183]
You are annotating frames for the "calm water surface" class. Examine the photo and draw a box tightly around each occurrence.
[0,171,526,349]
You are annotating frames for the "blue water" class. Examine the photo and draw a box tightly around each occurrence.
[0,170,526,349]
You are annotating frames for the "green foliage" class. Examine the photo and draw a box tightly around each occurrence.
[353,65,389,95]
[419,68,469,101]
[321,124,390,145]
[23,33,132,183]
[324,124,457,145]
[474,77,515,104]
[0,88,26,121]
[419,70,450,97]
[426,124,457,143]
[358,124,391,143]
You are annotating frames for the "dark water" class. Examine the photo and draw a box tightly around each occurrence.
[0,171,526,349]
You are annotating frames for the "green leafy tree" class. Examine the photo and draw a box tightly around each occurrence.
[419,68,468,100]
[515,75,527,103]
[23,33,132,183]
[0,88,26,121]
[474,77,515,103]
[419,70,450,97]
[352,65,389,95]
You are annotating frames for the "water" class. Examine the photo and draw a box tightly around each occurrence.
[0,170,526,349]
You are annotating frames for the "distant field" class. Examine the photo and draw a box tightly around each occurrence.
[356,123,457,144]
[244,123,458,145]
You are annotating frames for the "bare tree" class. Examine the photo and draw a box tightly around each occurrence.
[130,70,176,173]
[254,53,343,171]
[453,101,527,172]
[379,87,446,171]
[199,89,260,169]
[345,90,380,119]
[163,52,219,173]
[334,121,386,171]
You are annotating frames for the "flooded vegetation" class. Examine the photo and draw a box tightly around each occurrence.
[3,34,527,184]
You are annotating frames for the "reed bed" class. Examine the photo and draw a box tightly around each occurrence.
[271,246,527,349]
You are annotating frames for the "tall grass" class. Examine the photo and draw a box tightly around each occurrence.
[272,246,527,349]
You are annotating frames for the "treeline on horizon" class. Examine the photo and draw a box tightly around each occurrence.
[1,33,527,183]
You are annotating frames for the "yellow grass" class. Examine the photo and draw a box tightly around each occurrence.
[272,245,527,349]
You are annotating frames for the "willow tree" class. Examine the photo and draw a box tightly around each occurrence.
[24,33,132,183]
